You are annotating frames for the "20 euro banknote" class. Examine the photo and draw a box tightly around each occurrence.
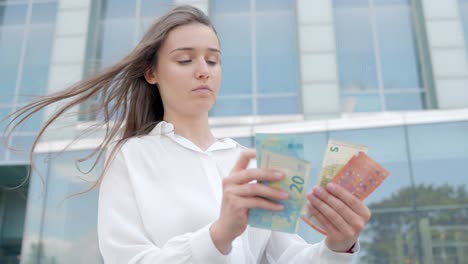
[248,150,311,233]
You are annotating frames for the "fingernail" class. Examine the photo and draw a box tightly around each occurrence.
[273,171,283,179]
[327,183,335,191]
[313,187,323,195]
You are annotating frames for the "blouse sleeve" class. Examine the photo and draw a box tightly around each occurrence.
[97,147,229,264]
[263,231,359,264]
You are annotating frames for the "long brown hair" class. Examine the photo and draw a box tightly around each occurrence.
[2,5,217,190]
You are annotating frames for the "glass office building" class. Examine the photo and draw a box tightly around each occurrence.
[0,0,467,263]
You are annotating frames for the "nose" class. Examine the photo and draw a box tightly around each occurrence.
[195,60,210,80]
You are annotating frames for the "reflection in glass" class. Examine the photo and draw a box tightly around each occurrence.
[210,98,252,116]
[334,2,378,92]
[39,150,103,264]
[334,0,425,112]
[211,0,299,116]
[460,0,468,52]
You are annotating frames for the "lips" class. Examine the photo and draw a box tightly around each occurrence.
[192,85,211,92]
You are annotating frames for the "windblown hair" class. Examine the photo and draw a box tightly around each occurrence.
[2,5,217,190]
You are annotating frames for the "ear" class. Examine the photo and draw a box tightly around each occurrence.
[144,66,158,84]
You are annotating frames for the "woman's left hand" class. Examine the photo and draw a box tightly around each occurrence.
[306,182,371,253]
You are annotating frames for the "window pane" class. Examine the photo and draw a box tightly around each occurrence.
[9,135,35,161]
[140,0,173,17]
[20,24,55,99]
[211,0,250,14]
[256,0,294,11]
[342,94,381,112]
[408,121,468,189]
[210,98,252,116]
[375,1,422,89]
[257,96,300,115]
[213,14,252,95]
[385,92,424,111]
[30,2,57,24]
[334,1,379,91]
[0,25,23,104]
[40,150,102,263]
[256,12,298,93]
[101,0,135,19]
[98,20,135,68]
[0,107,12,132]
[460,0,468,48]
[0,4,27,25]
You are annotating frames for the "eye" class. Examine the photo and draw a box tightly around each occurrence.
[206,60,218,66]
[178,60,191,65]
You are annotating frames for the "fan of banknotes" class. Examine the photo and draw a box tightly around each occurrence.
[248,137,390,235]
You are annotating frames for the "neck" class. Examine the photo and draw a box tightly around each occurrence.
[163,112,216,151]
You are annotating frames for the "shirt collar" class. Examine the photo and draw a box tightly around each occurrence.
[148,121,239,153]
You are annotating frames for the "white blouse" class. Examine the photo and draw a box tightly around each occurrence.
[98,121,358,263]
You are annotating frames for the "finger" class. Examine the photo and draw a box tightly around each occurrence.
[309,192,354,236]
[311,187,365,231]
[243,196,284,211]
[236,183,289,200]
[326,183,371,221]
[231,149,256,173]
[232,168,284,185]
[308,201,341,238]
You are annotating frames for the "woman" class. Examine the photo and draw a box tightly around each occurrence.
[5,5,370,264]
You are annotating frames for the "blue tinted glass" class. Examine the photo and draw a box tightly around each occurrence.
[461,1,468,45]
[213,14,252,95]
[233,137,253,148]
[40,150,102,263]
[334,2,379,91]
[211,0,250,13]
[342,94,381,112]
[20,24,55,99]
[374,0,410,6]
[31,2,57,23]
[385,93,424,110]
[140,0,173,17]
[408,121,468,189]
[256,12,298,93]
[256,0,294,11]
[333,0,369,8]
[375,3,422,89]
[210,98,252,116]
[0,107,12,132]
[9,135,35,161]
[19,154,48,262]
[102,0,135,19]
[0,25,23,104]
[329,126,412,204]
[257,96,300,115]
[99,20,135,68]
[0,4,27,25]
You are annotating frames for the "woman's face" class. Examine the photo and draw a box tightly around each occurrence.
[147,23,221,119]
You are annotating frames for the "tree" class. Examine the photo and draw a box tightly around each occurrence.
[361,184,468,264]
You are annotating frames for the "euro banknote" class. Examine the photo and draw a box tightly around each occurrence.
[248,150,311,233]
[302,140,390,235]
[317,139,368,187]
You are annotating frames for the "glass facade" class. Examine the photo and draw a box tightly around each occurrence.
[0,0,57,163]
[0,0,466,263]
[460,0,468,48]
[333,0,426,112]
[210,0,300,116]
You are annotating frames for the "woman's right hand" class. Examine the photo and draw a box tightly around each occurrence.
[210,149,289,254]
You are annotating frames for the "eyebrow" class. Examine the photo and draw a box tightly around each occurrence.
[169,47,221,54]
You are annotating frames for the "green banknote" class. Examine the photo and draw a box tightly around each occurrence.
[248,150,311,233]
